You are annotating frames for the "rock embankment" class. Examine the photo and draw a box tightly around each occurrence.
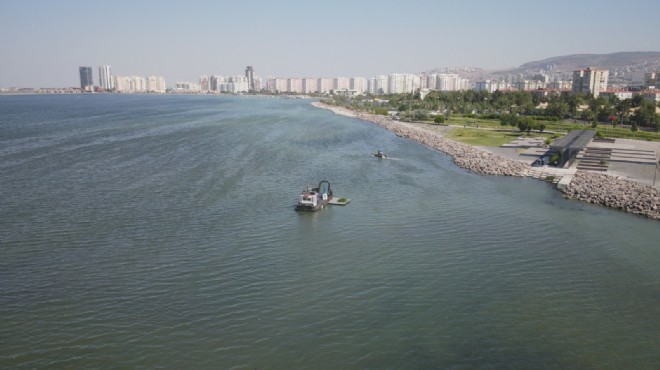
[311,102,528,176]
[561,171,660,220]
[384,121,529,176]
[312,101,660,220]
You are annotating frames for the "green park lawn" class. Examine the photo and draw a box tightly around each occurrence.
[399,110,660,144]
[444,128,548,146]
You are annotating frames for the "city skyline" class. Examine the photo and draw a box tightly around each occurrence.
[2,0,660,88]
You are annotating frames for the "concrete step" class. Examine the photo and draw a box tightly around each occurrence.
[585,148,613,152]
[577,165,608,171]
[579,159,608,165]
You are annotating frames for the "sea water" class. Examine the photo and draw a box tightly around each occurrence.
[1,94,659,369]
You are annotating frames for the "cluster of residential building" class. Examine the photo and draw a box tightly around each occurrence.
[179,66,609,98]
[471,68,659,104]
[474,68,607,96]
[176,68,469,96]
[79,66,166,93]
[75,64,660,103]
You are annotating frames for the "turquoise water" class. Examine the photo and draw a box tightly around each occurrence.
[1,94,659,369]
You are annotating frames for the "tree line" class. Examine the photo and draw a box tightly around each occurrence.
[336,90,660,132]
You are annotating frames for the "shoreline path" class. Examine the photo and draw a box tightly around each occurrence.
[311,101,660,220]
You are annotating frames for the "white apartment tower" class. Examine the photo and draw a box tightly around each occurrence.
[114,76,147,93]
[287,78,303,93]
[302,78,318,93]
[388,74,418,94]
[317,78,333,94]
[350,77,368,94]
[644,72,659,89]
[147,76,166,93]
[369,75,388,94]
[572,67,609,97]
[228,76,249,93]
[388,74,405,94]
[429,74,469,91]
[199,75,210,92]
[99,65,113,90]
[333,77,350,91]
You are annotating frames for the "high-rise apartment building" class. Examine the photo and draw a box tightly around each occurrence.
[388,74,418,94]
[572,67,608,97]
[199,75,210,92]
[644,72,659,89]
[287,78,303,93]
[222,76,249,93]
[210,75,225,92]
[253,76,263,92]
[302,78,318,93]
[147,76,166,93]
[434,74,469,91]
[79,66,93,91]
[315,78,332,93]
[114,76,147,93]
[333,77,350,91]
[369,75,388,94]
[350,77,368,94]
[99,65,113,90]
[245,66,255,92]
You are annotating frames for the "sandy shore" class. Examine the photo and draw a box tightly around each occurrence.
[311,101,660,220]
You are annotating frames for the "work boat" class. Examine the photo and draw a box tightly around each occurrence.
[295,180,333,212]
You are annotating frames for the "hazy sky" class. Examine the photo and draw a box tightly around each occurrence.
[2,0,660,87]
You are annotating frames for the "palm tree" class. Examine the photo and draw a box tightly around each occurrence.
[615,98,632,126]
[566,93,585,122]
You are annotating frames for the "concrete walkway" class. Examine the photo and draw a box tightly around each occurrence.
[576,138,660,188]
[490,137,659,189]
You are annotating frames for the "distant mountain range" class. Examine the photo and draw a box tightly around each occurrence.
[515,51,660,71]
[426,52,660,83]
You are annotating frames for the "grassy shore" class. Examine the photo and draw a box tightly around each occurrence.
[420,114,660,142]
[443,128,547,146]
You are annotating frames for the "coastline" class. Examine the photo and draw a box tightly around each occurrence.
[311,101,660,220]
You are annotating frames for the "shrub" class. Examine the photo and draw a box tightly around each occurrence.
[549,152,561,165]
[374,107,389,115]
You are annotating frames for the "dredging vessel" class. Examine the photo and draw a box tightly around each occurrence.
[295,180,333,212]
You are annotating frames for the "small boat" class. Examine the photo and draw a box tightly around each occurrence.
[372,150,387,158]
[295,180,333,212]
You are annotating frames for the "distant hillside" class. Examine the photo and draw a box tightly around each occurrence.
[513,51,660,72]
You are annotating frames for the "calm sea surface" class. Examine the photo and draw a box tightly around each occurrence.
[1,94,659,369]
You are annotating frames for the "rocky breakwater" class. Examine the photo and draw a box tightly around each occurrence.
[310,102,528,177]
[383,121,529,176]
[311,102,660,221]
[562,171,660,220]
